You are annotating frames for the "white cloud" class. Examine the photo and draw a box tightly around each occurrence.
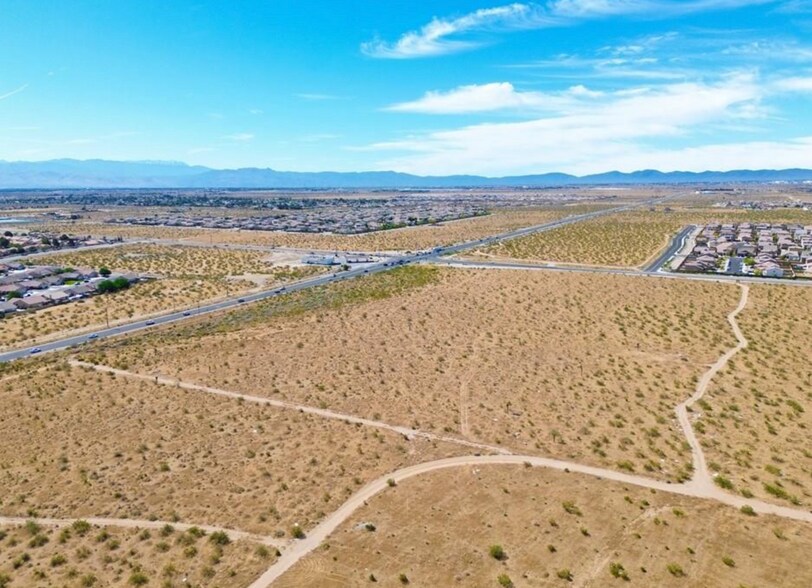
[384,82,605,114]
[224,133,254,142]
[367,74,767,175]
[773,76,812,91]
[362,1,779,59]
[362,4,554,59]
[0,84,28,101]
[549,0,774,17]
[595,137,812,172]
[386,82,565,114]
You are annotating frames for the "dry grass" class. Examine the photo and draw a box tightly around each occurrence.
[0,245,321,349]
[0,364,467,535]
[40,243,302,280]
[697,284,812,509]
[0,521,268,587]
[89,266,740,482]
[471,212,684,268]
[276,465,812,587]
[469,208,812,268]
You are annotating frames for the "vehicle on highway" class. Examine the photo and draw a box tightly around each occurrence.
[145,320,155,326]
[183,311,191,316]
[30,347,42,354]
[88,333,99,339]
[238,298,246,303]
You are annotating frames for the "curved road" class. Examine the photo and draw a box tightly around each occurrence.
[248,282,812,587]
[250,454,812,587]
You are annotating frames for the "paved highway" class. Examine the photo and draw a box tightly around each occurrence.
[643,224,695,272]
[0,201,640,363]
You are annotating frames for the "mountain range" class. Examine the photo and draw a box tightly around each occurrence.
[1,159,812,189]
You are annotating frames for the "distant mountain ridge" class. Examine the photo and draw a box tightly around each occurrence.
[1,159,811,189]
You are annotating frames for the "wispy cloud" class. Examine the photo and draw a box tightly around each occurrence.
[0,84,29,101]
[223,132,254,142]
[366,73,774,174]
[773,76,812,91]
[384,82,600,114]
[548,0,774,18]
[362,1,779,59]
[362,4,554,59]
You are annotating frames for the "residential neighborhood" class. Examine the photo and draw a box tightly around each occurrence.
[107,203,489,234]
[0,228,118,259]
[677,222,812,278]
[0,263,143,318]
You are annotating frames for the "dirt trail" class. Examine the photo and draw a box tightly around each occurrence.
[248,281,812,587]
[44,283,812,588]
[249,452,812,587]
[675,283,749,491]
[0,515,282,546]
[69,361,510,456]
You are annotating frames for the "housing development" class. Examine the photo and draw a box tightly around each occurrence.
[678,222,812,278]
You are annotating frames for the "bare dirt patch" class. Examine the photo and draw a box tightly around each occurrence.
[89,266,740,482]
[276,465,812,587]
[697,283,812,509]
[0,364,468,536]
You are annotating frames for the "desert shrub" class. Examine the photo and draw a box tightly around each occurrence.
[714,476,734,490]
[562,501,582,516]
[209,530,231,545]
[557,569,574,581]
[609,562,629,580]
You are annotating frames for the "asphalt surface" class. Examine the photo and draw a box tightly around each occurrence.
[0,201,638,363]
[643,224,695,272]
[437,256,812,288]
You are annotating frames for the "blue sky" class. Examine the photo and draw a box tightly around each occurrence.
[2,0,812,175]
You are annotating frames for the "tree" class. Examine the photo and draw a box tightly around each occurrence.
[99,267,112,277]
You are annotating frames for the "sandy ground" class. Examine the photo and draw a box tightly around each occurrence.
[88,266,740,482]
[0,520,269,587]
[697,283,812,509]
[0,364,469,536]
[276,465,812,587]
